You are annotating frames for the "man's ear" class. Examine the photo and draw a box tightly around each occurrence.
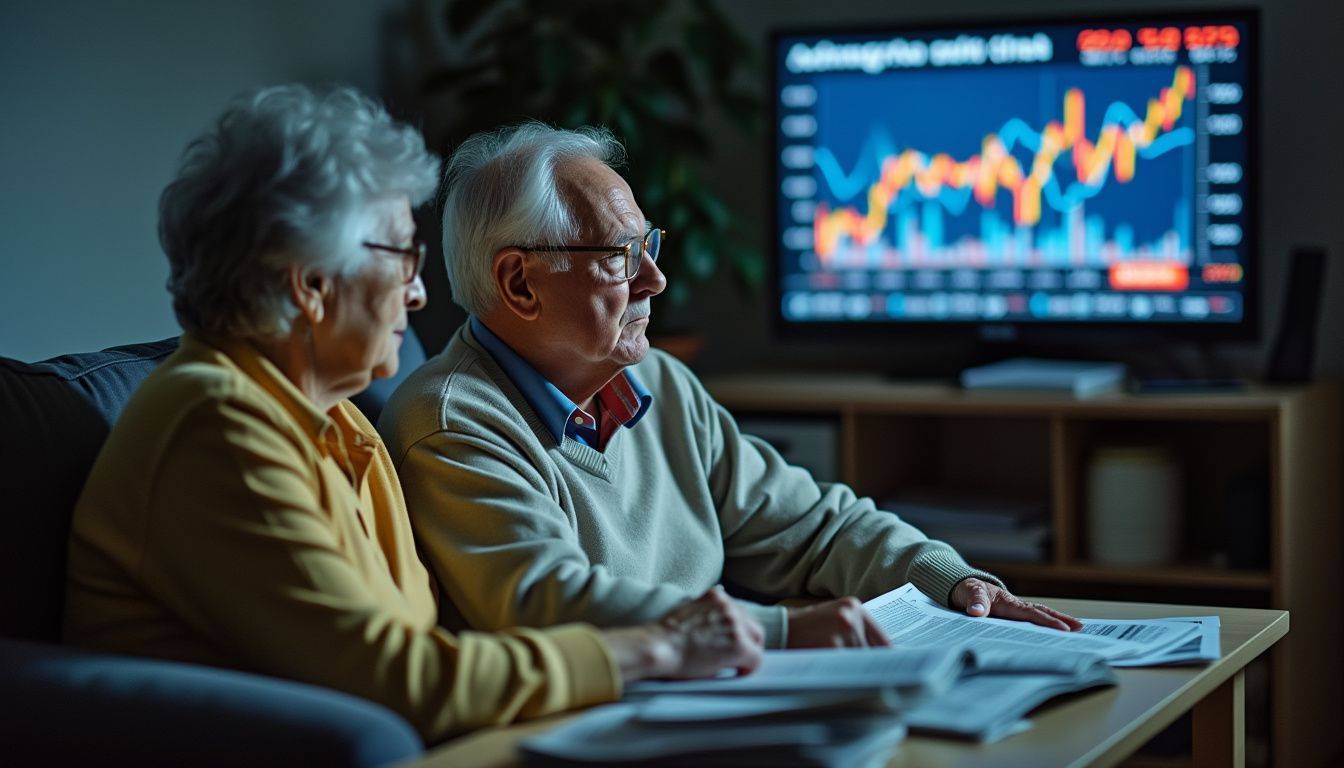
[492,247,541,321]
[288,263,331,326]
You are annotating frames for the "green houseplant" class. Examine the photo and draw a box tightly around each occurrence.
[418,0,765,332]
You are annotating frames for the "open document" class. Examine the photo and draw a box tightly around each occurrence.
[864,584,1204,663]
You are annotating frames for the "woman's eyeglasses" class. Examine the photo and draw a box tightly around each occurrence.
[362,240,427,284]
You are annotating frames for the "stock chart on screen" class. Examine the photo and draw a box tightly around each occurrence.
[774,15,1254,326]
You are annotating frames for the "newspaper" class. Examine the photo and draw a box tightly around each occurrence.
[864,584,1200,662]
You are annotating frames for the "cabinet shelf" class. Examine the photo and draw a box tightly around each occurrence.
[705,372,1340,768]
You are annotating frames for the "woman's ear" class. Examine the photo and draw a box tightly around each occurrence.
[492,247,541,321]
[288,263,330,326]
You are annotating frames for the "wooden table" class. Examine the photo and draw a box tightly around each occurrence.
[408,598,1288,768]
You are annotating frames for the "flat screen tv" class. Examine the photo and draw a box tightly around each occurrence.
[771,10,1258,342]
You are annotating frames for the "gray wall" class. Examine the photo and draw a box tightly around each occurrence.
[0,0,395,362]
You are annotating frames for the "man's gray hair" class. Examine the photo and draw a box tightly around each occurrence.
[440,122,625,316]
[159,84,441,339]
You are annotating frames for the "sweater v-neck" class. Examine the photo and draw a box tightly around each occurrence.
[560,437,613,480]
[458,326,621,481]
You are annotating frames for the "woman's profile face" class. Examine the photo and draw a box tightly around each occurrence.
[314,195,426,394]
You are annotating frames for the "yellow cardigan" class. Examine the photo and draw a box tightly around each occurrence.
[63,334,619,743]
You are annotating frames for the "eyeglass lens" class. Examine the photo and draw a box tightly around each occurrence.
[625,228,662,280]
[403,243,426,284]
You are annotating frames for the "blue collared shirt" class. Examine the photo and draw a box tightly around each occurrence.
[469,317,652,450]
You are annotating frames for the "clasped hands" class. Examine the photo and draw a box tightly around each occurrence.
[785,577,1083,648]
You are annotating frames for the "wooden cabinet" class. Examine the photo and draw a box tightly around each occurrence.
[704,373,1341,767]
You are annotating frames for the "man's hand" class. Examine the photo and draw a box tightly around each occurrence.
[786,597,891,648]
[602,587,764,682]
[951,577,1083,631]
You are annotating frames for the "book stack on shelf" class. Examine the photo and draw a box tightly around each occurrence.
[883,488,1050,564]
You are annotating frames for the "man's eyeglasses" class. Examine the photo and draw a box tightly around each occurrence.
[362,239,427,284]
[518,225,663,281]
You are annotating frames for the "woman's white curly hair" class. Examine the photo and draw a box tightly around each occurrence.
[159,84,440,339]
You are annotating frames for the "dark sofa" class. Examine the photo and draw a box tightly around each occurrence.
[0,331,429,766]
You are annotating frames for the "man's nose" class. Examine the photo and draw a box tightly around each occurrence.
[632,251,667,298]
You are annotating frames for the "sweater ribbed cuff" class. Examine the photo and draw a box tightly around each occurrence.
[737,601,789,649]
[546,623,623,707]
[908,546,1005,608]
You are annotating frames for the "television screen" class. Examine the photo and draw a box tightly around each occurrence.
[772,12,1255,332]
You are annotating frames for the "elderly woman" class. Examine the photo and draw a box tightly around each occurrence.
[62,85,762,744]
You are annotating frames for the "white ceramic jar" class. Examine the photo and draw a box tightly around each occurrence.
[1086,446,1183,566]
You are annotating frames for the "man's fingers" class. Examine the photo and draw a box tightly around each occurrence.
[861,610,892,647]
[1037,604,1084,631]
[735,637,763,674]
[1027,608,1071,631]
[747,617,765,645]
[830,598,869,647]
[1014,599,1078,631]
[847,600,872,648]
[964,581,992,617]
[992,599,1071,631]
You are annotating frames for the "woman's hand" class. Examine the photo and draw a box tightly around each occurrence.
[602,587,765,683]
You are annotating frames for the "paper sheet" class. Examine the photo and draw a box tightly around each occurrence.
[1108,616,1221,666]
[864,584,1149,660]
[865,586,1204,664]
[864,584,1209,664]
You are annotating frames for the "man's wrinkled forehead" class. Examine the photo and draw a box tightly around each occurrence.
[556,157,643,241]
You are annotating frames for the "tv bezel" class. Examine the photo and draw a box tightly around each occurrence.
[767,7,1261,346]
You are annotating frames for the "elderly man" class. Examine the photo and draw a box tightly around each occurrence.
[379,123,1082,649]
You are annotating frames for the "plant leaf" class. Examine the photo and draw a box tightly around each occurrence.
[730,243,765,289]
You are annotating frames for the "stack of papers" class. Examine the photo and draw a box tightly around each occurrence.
[861,584,1220,741]
[524,584,1223,759]
[625,644,967,704]
[525,645,970,765]
[520,701,908,767]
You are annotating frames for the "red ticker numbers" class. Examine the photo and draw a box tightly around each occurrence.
[1078,25,1239,53]
[1077,28,1132,52]
[1183,25,1240,49]
[1135,27,1182,51]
